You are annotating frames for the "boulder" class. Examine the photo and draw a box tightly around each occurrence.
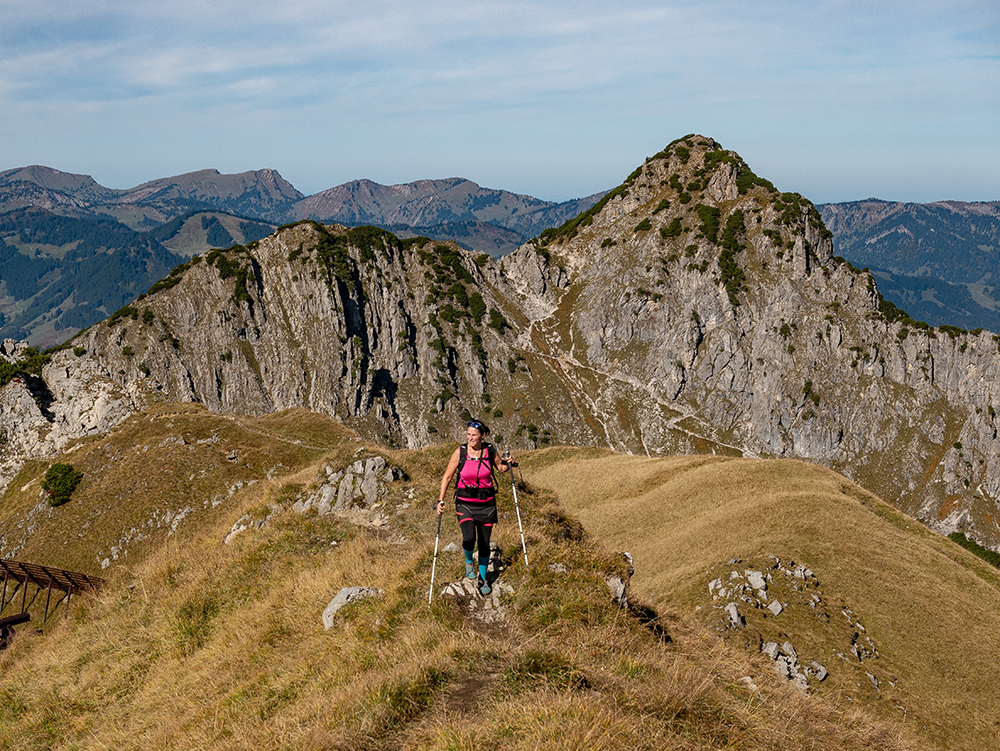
[315,485,337,515]
[745,570,767,590]
[605,575,628,607]
[725,602,744,628]
[336,474,355,510]
[322,586,383,629]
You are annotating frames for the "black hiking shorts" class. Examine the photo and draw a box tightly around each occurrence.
[455,500,498,527]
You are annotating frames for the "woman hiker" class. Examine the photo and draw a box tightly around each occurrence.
[435,420,514,595]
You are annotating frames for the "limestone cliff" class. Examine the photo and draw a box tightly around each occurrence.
[3,136,1000,550]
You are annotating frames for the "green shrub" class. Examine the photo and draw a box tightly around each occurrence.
[660,218,684,239]
[107,305,139,327]
[633,218,652,233]
[42,463,83,507]
[803,380,820,407]
[718,211,747,305]
[489,309,508,334]
[950,532,1000,569]
[469,292,486,324]
[694,205,721,244]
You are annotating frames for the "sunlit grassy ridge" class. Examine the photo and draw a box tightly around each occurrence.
[527,448,1000,751]
[0,413,927,750]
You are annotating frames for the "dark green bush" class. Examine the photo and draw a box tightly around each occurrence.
[489,309,508,334]
[469,292,486,324]
[950,532,1000,569]
[660,218,684,239]
[42,463,83,507]
[694,205,721,244]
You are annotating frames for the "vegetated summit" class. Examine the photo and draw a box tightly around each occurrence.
[3,134,1000,556]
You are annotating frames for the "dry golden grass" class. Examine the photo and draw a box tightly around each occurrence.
[526,447,1000,750]
[0,418,933,750]
[0,404,353,574]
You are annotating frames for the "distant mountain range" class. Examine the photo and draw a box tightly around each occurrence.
[0,166,603,344]
[818,199,1000,331]
[1,163,998,347]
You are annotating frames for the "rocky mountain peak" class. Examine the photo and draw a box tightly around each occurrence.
[539,135,832,280]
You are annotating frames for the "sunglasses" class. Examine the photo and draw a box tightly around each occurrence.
[466,421,484,430]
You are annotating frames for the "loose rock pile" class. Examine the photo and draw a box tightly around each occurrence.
[293,454,403,515]
[701,555,883,695]
[439,578,516,625]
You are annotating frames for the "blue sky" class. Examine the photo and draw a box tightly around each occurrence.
[1,0,997,203]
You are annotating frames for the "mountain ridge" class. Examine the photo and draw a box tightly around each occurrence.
[3,135,1000,560]
[0,415,941,749]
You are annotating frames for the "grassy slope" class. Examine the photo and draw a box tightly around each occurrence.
[0,404,350,573]
[526,448,1000,751]
[0,412,929,750]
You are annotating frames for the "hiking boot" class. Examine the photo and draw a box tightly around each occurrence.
[465,560,476,579]
[479,579,492,596]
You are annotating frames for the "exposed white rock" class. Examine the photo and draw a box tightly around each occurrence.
[322,586,382,629]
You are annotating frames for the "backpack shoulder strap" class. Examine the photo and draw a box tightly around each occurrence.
[455,444,468,488]
[483,443,498,485]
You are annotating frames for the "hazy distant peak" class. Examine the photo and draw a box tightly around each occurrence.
[0,165,119,203]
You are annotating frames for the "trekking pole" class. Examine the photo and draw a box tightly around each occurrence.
[428,510,443,605]
[503,451,529,572]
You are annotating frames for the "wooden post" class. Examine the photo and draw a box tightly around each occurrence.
[44,577,53,624]
[1,568,8,616]
[20,578,28,614]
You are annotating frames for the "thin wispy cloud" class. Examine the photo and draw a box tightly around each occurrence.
[1,0,996,201]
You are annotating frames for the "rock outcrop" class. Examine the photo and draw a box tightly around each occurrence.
[702,556,870,695]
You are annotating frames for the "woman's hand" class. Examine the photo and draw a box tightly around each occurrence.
[435,500,445,515]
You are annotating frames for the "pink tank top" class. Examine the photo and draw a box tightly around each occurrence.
[458,450,494,489]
